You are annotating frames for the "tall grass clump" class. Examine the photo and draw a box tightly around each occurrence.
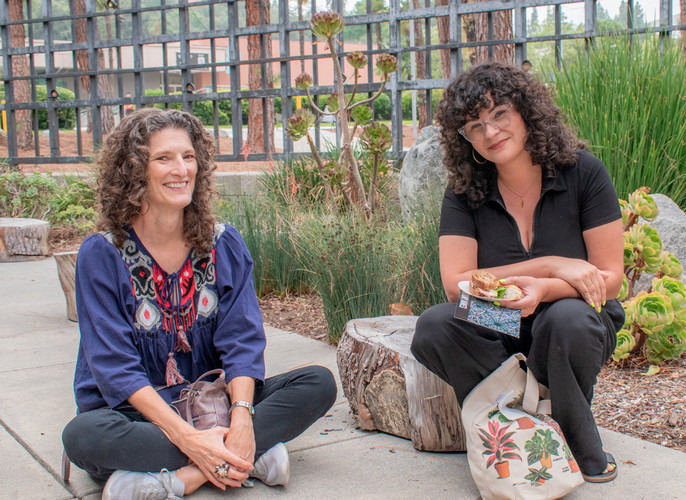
[291,213,402,343]
[395,194,446,311]
[545,36,686,209]
[214,197,308,298]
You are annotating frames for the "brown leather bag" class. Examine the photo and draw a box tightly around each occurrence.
[171,369,231,430]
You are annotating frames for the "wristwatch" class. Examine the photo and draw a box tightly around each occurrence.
[229,400,255,418]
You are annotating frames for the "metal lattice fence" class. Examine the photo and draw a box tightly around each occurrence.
[0,0,683,168]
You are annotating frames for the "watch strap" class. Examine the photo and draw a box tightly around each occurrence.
[229,400,255,417]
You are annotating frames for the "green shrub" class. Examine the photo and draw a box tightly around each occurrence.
[145,89,229,126]
[0,171,58,219]
[401,90,443,121]
[545,36,686,210]
[216,99,249,125]
[0,170,97,235]
[35,85,76,130]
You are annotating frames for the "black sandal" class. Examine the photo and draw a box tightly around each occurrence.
[582,452,618,483]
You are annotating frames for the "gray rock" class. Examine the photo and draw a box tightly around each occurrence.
[398,126,446,219]
[634,194,686,291]
[650,194,686,273]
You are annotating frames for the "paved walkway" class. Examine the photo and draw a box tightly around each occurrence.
[1,257,684,499]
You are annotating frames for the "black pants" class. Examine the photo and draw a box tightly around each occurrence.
[411,298,624,476]
[62,365,337,481]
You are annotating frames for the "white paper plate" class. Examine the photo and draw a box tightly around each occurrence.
[458,280,517,302]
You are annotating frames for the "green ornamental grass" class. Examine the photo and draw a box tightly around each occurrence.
[545,36,686,210]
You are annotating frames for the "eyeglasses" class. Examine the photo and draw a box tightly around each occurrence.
[458,103,514,143]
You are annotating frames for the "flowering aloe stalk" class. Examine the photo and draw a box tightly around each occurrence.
[285,108,333,201]
[291,11,398,216]
[359,122,393,210]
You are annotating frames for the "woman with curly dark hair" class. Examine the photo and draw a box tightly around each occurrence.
[411,63,624,483]
[62,108,336,499]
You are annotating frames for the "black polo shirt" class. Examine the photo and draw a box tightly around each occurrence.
[439,150,621,268]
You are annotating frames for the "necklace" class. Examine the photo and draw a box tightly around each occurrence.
[498,177,536,208]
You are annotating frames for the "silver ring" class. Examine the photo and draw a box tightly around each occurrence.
[214,462,230,479]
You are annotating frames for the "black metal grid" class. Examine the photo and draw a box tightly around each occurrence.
[0,0,682,167]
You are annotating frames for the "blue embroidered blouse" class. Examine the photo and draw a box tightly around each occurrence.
[72,224,266,413]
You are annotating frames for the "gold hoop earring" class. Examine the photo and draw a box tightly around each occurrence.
[472,149,487,165]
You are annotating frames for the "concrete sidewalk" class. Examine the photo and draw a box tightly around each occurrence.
[1,257,684,499]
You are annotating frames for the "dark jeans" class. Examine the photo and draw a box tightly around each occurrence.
[411,298,624,476]
[62,365,337,481]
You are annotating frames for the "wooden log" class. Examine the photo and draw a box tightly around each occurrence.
[54,251,79,322]
[0,217,50,262]
[337,315,466,452]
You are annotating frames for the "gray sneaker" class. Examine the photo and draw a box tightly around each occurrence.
[102,468,184,500]
[250,442,290,486]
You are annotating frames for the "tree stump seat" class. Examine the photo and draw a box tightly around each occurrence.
[337,315,466,452]
[0,218,49,262]
[54,251,79,322]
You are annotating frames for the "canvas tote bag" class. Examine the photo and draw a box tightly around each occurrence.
[461,353,584,500]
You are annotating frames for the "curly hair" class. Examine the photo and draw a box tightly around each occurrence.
[95,107,217,253]
[435,62,584,208]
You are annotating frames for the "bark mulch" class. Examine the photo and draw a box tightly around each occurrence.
[259,293,686,454]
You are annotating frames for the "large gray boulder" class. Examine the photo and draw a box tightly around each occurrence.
[633,194,686,292]
[398,126,446,219]
[650,194,686,274]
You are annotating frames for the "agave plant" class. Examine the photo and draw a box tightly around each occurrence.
[286,10,398,216]
[614,187,686,371]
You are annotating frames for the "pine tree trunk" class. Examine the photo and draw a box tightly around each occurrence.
[436,0,451,78]
[73,0,115,134]
[465,1,513,65]
[246,0,274,154]
[681,0,686,56]
[412,0,428,130]
[8,0,34,149]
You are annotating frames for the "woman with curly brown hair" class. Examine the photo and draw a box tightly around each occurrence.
[62,108,336,499]
[410,63,624,483]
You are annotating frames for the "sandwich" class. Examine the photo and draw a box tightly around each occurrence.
[469,270,523,300]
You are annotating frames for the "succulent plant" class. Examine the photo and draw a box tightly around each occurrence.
[310,11,345,38]
[623,237,638,269]
[350,105,373,127]
[295,73,313,90]
[326,92,340,113]
[630,291,674,330]
[617,275,629,301]
[359,122,393,154]
[323,161,346,185]
[616,187,685,369]
[612,328,636,362]
[628,187,659,221]
[285,108,315,141]
[651,276,686,320]
[619,199,632,227]
[644,321,686,364]
[346,51,367,70]
[375,53,398,79]
[627,224,663,273]
[659,251,683,278]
